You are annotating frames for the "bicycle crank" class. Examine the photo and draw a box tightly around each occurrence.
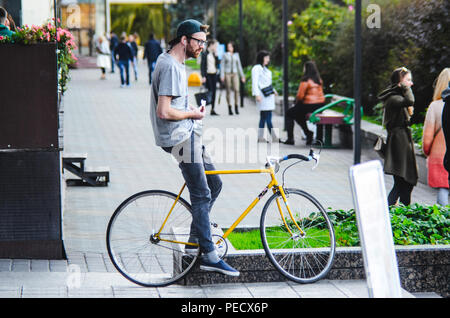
[212,234,228,259]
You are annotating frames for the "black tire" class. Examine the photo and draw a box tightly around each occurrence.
[260,188,336,283]
[106,190,199,287]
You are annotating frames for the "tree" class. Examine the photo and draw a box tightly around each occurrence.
[217,0,281,67]
[328,0,449,119]
[287,0,350,88]
[110,4,165,43]
[167,0,206,39]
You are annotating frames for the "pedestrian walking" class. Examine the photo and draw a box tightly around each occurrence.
[378,67,418,206]
[149,19,239,277]
[220,42,245,115]
[283,61,325,146]
[251,50,279,143]
[201,39,220,115]
[143,33,163,84]
[109,31,119,73]
[422,68,450,205]
[95,35,111,80]
[114,35,133,87]
[128,34,138,81]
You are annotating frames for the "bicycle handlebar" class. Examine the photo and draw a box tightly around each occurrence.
[266,149,320,170]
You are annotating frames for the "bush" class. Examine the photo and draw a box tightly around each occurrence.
[328,204,450,247]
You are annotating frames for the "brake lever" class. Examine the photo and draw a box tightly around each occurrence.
[265,156,281,173]
[309,150,320,170]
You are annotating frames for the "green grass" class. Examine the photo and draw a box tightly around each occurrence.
[225,227,333,250]
[226,229,264,250]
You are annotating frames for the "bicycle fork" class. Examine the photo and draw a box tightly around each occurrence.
[275,186,306,238]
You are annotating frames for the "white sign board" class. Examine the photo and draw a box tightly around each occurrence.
[349,160,402,298]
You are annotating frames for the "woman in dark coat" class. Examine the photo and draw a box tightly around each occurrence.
[442,83,450,180]
[378,67,418,206]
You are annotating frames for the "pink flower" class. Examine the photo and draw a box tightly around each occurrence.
[348,5,354,11]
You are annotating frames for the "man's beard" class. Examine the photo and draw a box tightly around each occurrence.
[186,43,202,59]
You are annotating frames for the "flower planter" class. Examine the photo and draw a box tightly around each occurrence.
[0,43,65,259]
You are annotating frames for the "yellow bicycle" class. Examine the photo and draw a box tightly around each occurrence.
[106,149,336,287]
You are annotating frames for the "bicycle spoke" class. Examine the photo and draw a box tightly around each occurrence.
[261,188,335,283]
[106,190,198,287]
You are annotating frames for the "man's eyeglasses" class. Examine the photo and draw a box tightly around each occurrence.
[188,36,207,47]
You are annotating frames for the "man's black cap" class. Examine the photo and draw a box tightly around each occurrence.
[176,19,205,38]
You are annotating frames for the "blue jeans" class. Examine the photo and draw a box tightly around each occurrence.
[162,132,222,258]
[117,60,129,85]
[131,56,138,80]
[147,60,156,84]
[259,110,273,132]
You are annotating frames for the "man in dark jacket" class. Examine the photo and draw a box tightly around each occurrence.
[114,35,133,87]
[109,32,119,73]
[442,83,450,177]
[143,34,162,84]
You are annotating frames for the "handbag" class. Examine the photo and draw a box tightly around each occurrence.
[260,85,274,97]
[194,89,213,106]
[373,136,386,158]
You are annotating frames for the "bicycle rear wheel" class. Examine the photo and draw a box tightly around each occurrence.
[106,190,199,287]
[260,188,335,283]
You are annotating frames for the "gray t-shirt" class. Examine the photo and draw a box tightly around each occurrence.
[149,52,194,147]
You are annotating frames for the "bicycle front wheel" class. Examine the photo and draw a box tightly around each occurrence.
[106,190,199,287]
[260,188,335,283]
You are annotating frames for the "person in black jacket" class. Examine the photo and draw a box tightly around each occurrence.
[109,31,119,73]
[442,82,450,186]
[200,39,219,115]
[143,34,163,84]
[114,35,133,87]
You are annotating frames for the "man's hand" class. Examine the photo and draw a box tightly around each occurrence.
[189,105,206,120]
[407,106,414,116]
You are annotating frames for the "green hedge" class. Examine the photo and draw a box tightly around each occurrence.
[226,204,449,250]
[329,204,449,247]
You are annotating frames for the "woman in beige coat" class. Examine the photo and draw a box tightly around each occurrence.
[422,68,450,206]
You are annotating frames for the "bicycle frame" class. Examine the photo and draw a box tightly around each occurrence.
[155,165,305,247]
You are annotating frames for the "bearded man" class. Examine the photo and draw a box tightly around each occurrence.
[149,19,239,277]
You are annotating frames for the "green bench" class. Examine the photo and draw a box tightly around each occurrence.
[307,94,363,148]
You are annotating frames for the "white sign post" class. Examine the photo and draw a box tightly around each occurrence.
[349,160,403,298]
